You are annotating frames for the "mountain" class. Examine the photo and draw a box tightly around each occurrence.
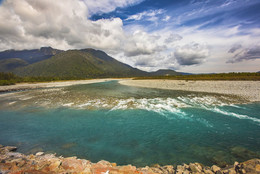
[0,58,28,72]
[14,49,148,78]
[0,47,62,64]
[150,69,181,76]
[0,47,190,79]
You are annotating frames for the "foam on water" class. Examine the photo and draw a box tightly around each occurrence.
[0,81,258,126]
[211,107,260,124]
[0,80,259,167]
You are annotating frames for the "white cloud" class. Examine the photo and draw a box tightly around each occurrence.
[0,0,126,51]
[164,34,183,43]
[163,15,171,22]
[123,30,166,57]
[83,0,143,16]
[174,42,209,65]
[227,45,260,63]
[0,0,260,73]
[126,9,164,21]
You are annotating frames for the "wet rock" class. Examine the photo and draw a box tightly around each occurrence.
[211,165,221,173]
[230,146,260,161]
[1,145,260,174]
[162,165,175,174]
[183,170,191,174]
[111,162,117,167]
[97,160,113,167]
[61,157,84,171]
[176,165,185,174]
[203,168,214,174]
[6,152,24,158]
[183,163,190,170]
[5,146,17,152]
[36,152,44,156]
[61,142,77,149]
[189,163,202,173]
[47,159,61,172]
[241,158,260,174]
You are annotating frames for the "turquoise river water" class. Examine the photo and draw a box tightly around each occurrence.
[0,80,259,167]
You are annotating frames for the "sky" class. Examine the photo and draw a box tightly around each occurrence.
[0,0,260,73]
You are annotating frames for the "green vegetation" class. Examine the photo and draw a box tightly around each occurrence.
[14,50,147,78]
[134,72,260,81]
[0,72,20,85]
[0,72,80,86]
[0,58,28,72]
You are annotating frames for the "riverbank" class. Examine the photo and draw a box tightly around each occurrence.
[0,79,119,93]
[0,145,259,174]
[119,79,260,102]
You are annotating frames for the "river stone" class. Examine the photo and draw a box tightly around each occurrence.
[97,160,112,167]
[162,165,175,174]
[61,157,84,171]
[36,152,44,156]
[189,163,202,173]
[211,165,221,172]
[183,170,190,174]
[176,165,185,174]
[203,169,214,174]
[5,146,17,152]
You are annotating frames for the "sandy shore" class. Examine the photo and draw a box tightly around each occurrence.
[120,79,260,102]
[0,79,117,92]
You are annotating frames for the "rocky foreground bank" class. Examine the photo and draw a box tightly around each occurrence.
[1,145,260,174]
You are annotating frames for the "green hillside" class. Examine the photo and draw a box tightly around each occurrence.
[14,49,147,79]
[0,58,28,72]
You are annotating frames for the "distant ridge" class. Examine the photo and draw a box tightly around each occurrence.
[0,47,62,64]
[0,58,28,72]
[150,69,181,76]
[12,48,148,78]
[0,47,189,79]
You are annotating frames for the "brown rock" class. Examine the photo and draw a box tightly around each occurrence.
[5,146,17,152]
[203,169,214,174]
[119,165,137,172]
[48,159,61,172]
[61,157,84,171]
[211,165,221,173]
[97,160,113,167]
[162,165,175,174]
[241,158,260,173]
[189,163,202,173]
[183,170,191,174]
[36,152,44,156]
[256,164,260,172]
[111,163,117,167]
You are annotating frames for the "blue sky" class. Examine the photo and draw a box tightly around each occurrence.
[92,0,260,30]
[0,0,259,72]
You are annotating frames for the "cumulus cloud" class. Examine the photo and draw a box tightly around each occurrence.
[174,43,209,65]
[123,30,166,57]
[228,44,242,53]
[0,0,129,51]
[164,34,183,43]
[227,45,260,63]
[0,0,168,60]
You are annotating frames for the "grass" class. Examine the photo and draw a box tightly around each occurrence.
[134,72,260,81]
